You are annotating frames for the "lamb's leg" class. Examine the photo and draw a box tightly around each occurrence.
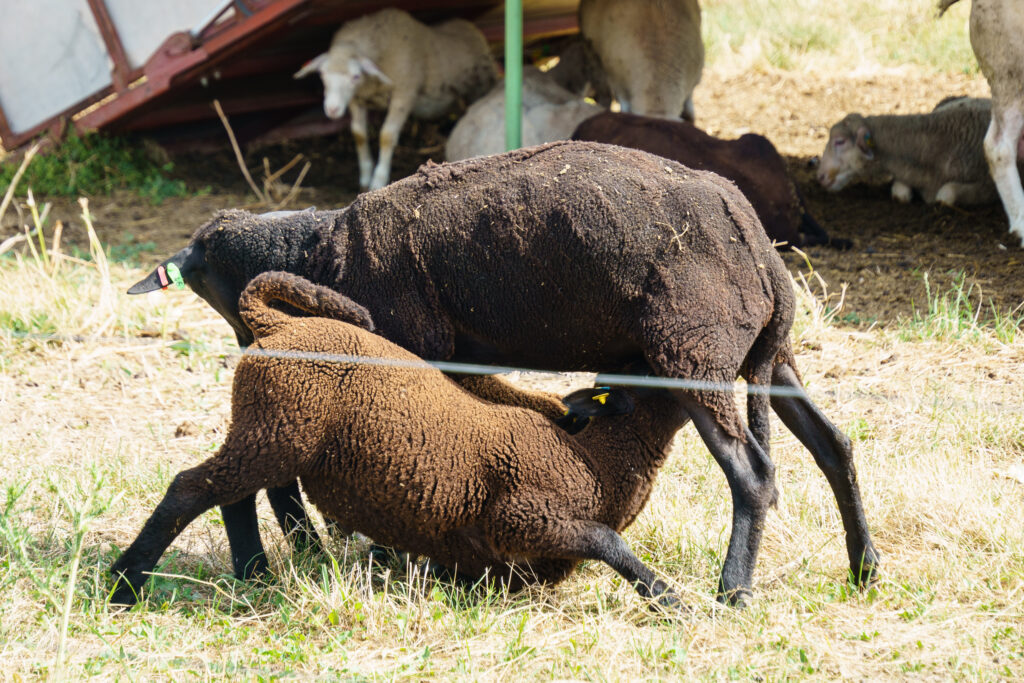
[111,440,299,606]
[984,100,1024,246]
[349,102,374,191]
[891,181,913,204]
[368,98,413,191]
[525,520,679,607]
[681,96,696,122]
[769,360,879,586]
[677,394,777,605]
[220,495,268,579]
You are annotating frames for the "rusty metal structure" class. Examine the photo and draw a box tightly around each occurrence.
[0,0,579,150]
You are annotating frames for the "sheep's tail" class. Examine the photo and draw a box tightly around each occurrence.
[742,268,794,456]
[238,271,374,341]
[937,0,962,16]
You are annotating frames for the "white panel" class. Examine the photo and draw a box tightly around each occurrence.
[0,0,112,135]
[104,0,226,68]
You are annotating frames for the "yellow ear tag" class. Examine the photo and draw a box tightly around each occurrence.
[593,392,609,405]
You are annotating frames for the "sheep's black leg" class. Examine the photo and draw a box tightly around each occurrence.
[532,520,679,608]
[678,394,777,605]
[220,495,268,580]
[265,482,321,553]
[112,465,260,606]
[770,362,880,586]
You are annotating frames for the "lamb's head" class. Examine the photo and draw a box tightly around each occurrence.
[294,46,392,119]
[127,208,334,346]
[818,114,876,192]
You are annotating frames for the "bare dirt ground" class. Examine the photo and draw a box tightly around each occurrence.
[19,67,1023,325]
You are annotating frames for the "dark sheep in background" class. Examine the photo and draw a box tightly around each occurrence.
[129,141,878,603]
[112,272,689,608]
[572,111,848,249]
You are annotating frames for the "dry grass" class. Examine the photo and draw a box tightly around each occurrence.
[702,0,977,76]
[1,202,1022,680]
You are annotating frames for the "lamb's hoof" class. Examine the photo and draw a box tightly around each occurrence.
[108,567,141,609]
[647,582,682,612]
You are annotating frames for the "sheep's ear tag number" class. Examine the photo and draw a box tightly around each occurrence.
[165,263,185,290]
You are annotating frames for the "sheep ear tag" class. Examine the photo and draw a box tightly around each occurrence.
[165,262,186,290]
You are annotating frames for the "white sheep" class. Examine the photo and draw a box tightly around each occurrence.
[579,0,704,120]
[816,98,1023,207]
[940,0,1024,246]
[445,66,603,161]
[294,8,498,191]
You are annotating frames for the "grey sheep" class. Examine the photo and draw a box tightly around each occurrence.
[111,271,690,608]
[129,141,879,604]
[940,0,1024,246]
[818,97,1023,207]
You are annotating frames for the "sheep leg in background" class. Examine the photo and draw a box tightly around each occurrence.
[677,393,777,605]
[369,98,414,191]
[111,440,300,606]
[526,520,679,606]
[984,102,1024,245]
[769,361,880,586]
[682,95,695,122]
[265,482,322,553]
[349,102,374,190]
[934,180,994,207]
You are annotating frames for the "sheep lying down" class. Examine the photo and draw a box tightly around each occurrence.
[818,97,1024,208]
[128,141,879,604]
[112,272,686,608]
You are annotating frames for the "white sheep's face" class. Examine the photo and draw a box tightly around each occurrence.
[818,122,870,192]
[320,56,392,119]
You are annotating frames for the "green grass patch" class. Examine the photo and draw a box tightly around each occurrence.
[0,131,188,203]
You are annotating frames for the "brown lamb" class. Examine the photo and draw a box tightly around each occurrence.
[127,140,879,604]
[572,111,847,249]
[111,272,688,608]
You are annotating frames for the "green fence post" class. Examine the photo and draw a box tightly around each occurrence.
[504,0,523,151]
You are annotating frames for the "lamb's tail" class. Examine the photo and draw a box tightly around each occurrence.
[742,266,795,456]
[238,271,374,340]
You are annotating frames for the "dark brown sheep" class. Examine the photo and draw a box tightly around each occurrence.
[128,140,878,603]
[571,111,848,249]
[111,272,686,607]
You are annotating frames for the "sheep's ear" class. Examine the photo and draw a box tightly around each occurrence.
[127,244,199,294]
[560,387,635,418]
[294,53,328,79]
[356,57,392,85]
[855,126,875,159]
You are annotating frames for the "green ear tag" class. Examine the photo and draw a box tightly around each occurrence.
[165,262,185,290]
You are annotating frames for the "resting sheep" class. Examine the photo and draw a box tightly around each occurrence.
[445,66,602,161]
[817,97,1022,208]
[579,0,704,120]
[111,272,690,607]
[572,111,846,249]
[940,0,1024,246]
[129,141,879,604]
[294,8,498,190]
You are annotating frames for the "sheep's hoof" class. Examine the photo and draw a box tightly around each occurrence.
[851,560,881,589]
[108,568,141,609]
[716,585,752,608]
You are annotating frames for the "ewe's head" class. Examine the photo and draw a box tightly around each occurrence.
[128,209,329,346]
[818,114,875,192]
[294,46,392,119]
